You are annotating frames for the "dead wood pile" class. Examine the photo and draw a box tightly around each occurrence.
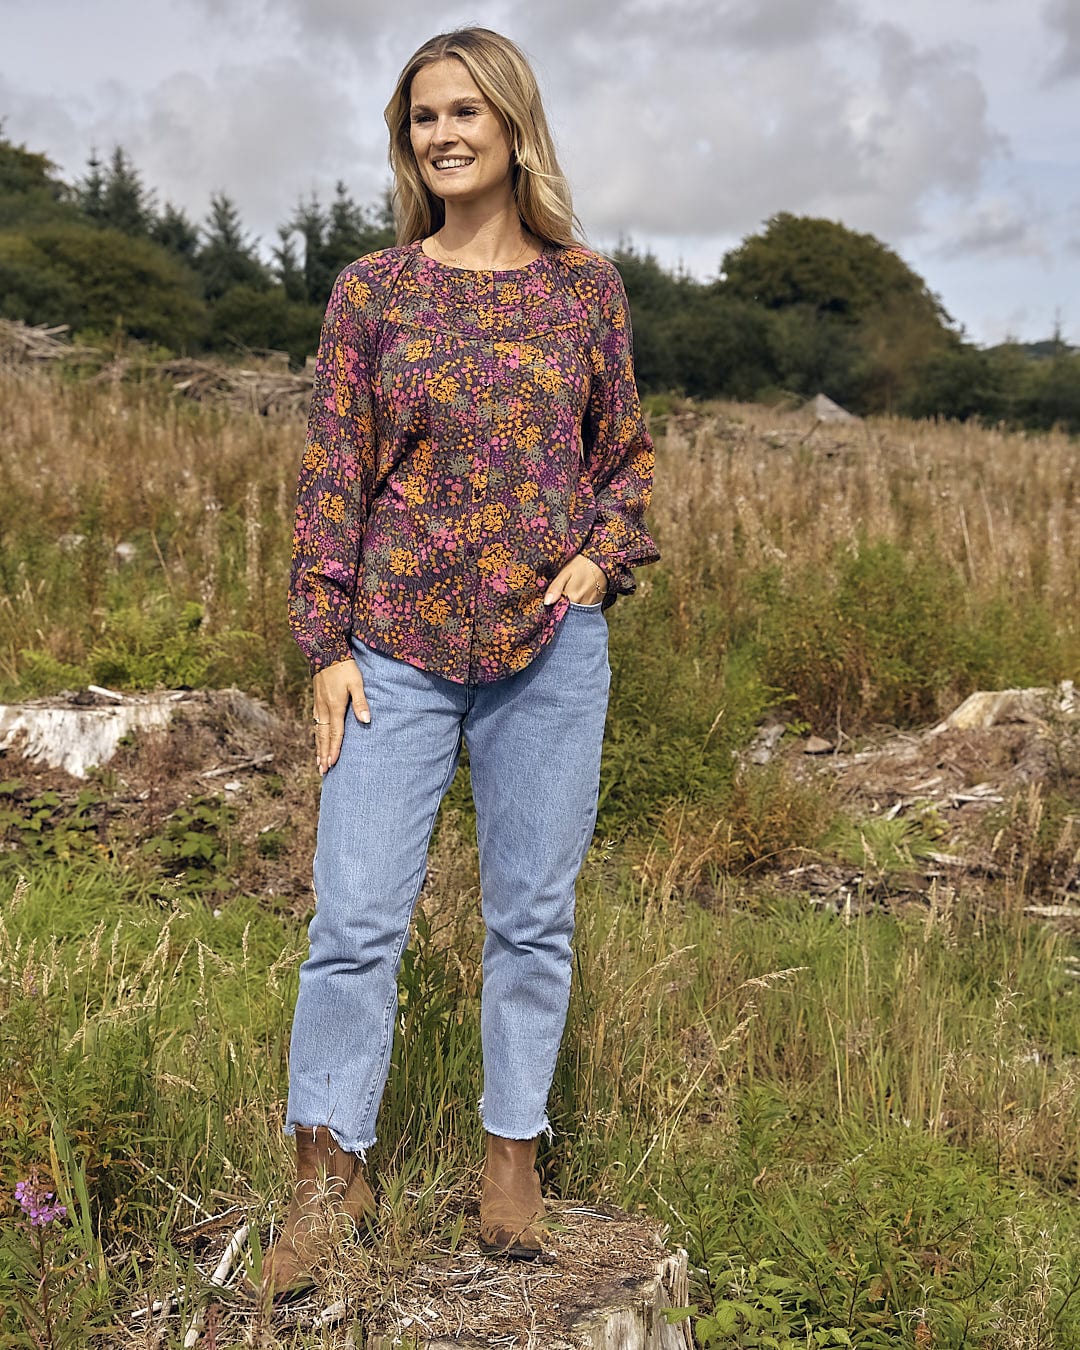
[763,681,1080,916]
[154,354,313,416]
[0,317,100,366]
[0,317,314,416]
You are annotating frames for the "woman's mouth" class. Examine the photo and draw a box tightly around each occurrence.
[432,157,475,171]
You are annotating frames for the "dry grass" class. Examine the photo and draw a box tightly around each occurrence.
[2,368,1077,715]
[649,401,1080,615]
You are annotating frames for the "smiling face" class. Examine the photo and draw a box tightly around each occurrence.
[408,58,516,214]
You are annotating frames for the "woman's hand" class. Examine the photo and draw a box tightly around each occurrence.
[313,656,370,776]
[544,554,609,606]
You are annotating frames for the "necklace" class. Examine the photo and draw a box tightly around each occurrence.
[430,231,537,270]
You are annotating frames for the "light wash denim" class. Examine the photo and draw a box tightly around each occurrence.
[285,600,611,1155]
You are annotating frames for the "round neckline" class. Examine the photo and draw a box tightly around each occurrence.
[414,236,551,277]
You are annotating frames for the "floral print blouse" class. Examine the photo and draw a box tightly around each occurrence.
[287,238,660,684]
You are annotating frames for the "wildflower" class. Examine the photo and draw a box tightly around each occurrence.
[14,1172,67,1228]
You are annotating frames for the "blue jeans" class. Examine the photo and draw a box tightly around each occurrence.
[284,601,611,1155]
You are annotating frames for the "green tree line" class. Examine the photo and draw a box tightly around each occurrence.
[0,133,395,364]
[1,130,1078,430]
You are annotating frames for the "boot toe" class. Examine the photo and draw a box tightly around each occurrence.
[479,1225,543,1260]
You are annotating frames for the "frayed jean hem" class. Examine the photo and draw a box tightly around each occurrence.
[478,1096,554,1143]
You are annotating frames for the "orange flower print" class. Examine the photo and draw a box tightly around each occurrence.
[401,474,427,507]
[478,541,512,574]
[303,442,329,474]
[498,282,522,306]
[406,338,432,361]
[508,562,536,590]
[533,367,561,394]
[481,501,509,532]
[513,480,538,505]
[411,439,434,476]
[418,593,451,625]
[515,425,542,451]
[319,492,346,523]
[343,275,372,309]
[429,374,460,402]
[389,547,421,576]
[333,346,353,417]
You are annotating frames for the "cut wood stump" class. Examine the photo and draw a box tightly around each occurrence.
[361,1203,693,1350]
[158,1201,693,1346]
[0,687,279,779]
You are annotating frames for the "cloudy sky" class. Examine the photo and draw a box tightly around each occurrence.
[1,0,1077,345]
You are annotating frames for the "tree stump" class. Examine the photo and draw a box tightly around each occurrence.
[362,1203,693,1350]
[0,687,278,778]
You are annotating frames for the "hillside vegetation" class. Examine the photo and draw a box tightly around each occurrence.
[3,132,1080,428]
[0,369,1079,1346]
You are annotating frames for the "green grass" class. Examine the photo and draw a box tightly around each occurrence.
[3,846,1080,1345]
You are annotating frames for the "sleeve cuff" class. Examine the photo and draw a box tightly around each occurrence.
[304,634,354,678]
[579,544,636,604]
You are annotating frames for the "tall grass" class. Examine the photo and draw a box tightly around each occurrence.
[2,368,1077,738]
[647,402,1079,729]
[2,367,1080,1344]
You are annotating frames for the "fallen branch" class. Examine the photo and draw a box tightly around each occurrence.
[181,1222,249,1348]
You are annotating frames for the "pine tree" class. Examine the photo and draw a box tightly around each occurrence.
[100,146,154,235]
[272,225,306,302]
[283,183,396,306]
[152,202,200,262]
[326,181,366,257]
[76,149,107,223]
[196,191,268,299]
[327,180,395,270]
[290,192,331,305]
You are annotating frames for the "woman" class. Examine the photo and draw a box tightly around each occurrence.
[264,25,659,1301]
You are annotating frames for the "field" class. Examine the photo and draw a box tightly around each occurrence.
[1,364,1079,1348]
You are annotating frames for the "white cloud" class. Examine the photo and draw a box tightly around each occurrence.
[1044,0,1080,81]
[936,197,1049,260]
[2,56,385,244]
[128,60,380,238]
[498,3,1005,248]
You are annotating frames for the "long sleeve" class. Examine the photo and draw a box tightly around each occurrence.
[578,263,661,600]
[287,267,377,677]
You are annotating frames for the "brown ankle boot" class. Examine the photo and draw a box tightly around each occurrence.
[257,1126,375,1302]
[478,1132,545,1260]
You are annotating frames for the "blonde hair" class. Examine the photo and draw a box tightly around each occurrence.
[383,27,581,249]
